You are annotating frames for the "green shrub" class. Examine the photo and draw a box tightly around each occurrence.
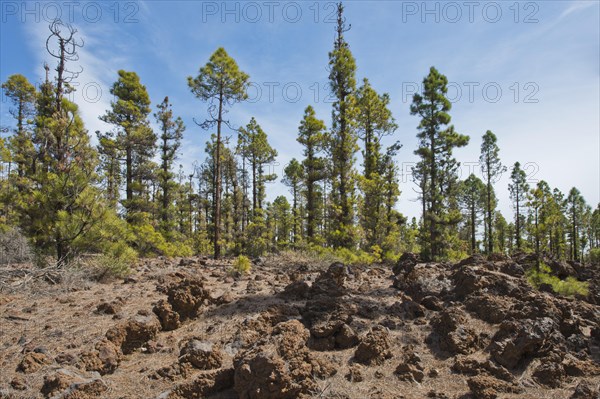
[96,250,136,278]
[590,248,600,265]
[243,210,272,257]
[232,255,252,275]
[526,262,589,297]
[382,250,401,264]
[303,244,378,266]
[128,214,192,257]
[193,231,213,255]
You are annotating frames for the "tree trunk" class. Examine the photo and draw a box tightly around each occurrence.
[307,179,314,240]
[252,160,257,211]
[572,207,578,261]
[486,168,493,253]
[293,186,298,243]
[429,128,437,259]
[470,200,476,254]
[214,90,223,259]
[126,145,133,208]
[535,208,540,270]
[162,135,169,225]
[515,187,521,250]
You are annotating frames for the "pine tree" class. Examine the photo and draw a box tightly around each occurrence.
[188,47,249,259]
[356,78,398,249]
[237,118,277,211]
[269,195,292,248]
[283,159,304,244]
[100,70,154,218]
[221,145,244,245]
[494,211,509,254]
[458,174,486,254]
[566,187,586,261]
[554,188,569,259]
[154,96,185,237]
[591,204,600,250]
[479,130,505,254]
[580,204,592,259]
[356,79,397,178]
[379,143,404,254]
[0,137,14,230]
[297,106,328,244]
[25,21,107,264]
[96,130,121,209]
[411,67,469,260]
[1,74,37,178]
[328,2,359,248]
[527,181,549,267]
[508,162,529,251]
[128,125,158,221]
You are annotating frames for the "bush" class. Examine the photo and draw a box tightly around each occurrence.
[231,255,252,275]
[243,210,271,258]
[93,250,136,279]
[526,262,589,297]
[590,248,600,266]
[303,244,378,266]
[129,214,193,257]
[0,228,34,265]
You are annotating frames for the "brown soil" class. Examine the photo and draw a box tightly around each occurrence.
[0,254,598,399]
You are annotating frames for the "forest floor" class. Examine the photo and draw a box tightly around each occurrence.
[0,252,599,399]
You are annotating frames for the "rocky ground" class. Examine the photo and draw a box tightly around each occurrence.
[0,253,599,399]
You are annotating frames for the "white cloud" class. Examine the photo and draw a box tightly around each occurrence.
[24,19,126,143]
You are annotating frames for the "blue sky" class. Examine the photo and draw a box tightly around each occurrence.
[1,0,599,220]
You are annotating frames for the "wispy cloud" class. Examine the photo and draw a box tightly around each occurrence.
[559,1,597,21]
[23,18,133,142]
[10,0,597,219]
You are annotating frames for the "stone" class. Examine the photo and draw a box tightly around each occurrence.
[532,360,565,388]
[278,280,310,300]
[106,314,161,354]
[79,339,121,375]
[428,308,478,356]
[179,340,223,370]
[465,293,512,324]
[10,376,27,390]
[354,326,392,365]
[17,352,51,373]
[392,253,420,276]
[570,381,600,399]
[169,368,235,399]
[166,275,212,320]
[395,351,425,383]
[345,364,364,382]
[489,317,555,369]
[467,375,522,399]
[335,323,359,349]
[96,298,124,315]
[233,320,336,399]
[153,299,181,331]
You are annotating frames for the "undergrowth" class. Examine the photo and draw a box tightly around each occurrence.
[526,262,589,297]
[231,255,252,275]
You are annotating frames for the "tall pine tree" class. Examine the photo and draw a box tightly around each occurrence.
[356,78,398,249]
[411,67,469,260]
[283,158,304,244]
[479,130,505,253]
[154,96,185,237]
[188,48,249,259]
[508,162,529,250]
[100,70,154,218]
[297,106,328,244]
[328,2,359,248]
